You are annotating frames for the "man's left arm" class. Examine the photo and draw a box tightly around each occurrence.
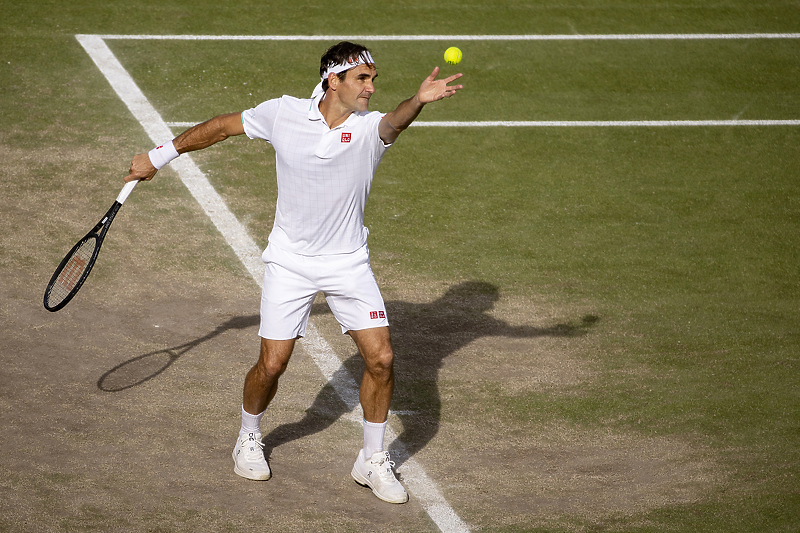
[379,67,463,145]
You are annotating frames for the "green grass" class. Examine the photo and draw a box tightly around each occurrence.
[3,0,800,531]
[120,29,800,533]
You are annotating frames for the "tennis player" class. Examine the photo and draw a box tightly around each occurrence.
[125,41,462,504]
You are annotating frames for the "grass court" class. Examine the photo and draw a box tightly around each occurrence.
[1,1,799,531]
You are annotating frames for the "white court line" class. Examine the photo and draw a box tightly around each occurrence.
[134,33,800,131]
[414,120,800,127]
[76,34,469,533]
[167,120,800,129]
[88,33,800,40]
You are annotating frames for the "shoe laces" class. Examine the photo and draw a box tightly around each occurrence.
[242,433,265,461]
[374,451,398,482]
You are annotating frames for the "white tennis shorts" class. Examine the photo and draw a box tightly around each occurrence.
[258,243,389,340]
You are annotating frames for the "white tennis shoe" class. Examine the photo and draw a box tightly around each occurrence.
[232,432,271,480]
[351,450,409,504]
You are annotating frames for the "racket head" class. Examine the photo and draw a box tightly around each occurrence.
[43,234,101,311]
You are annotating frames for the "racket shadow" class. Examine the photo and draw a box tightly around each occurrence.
[97,315,259,392]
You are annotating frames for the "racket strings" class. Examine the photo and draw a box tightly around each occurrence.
[46,238,98,307]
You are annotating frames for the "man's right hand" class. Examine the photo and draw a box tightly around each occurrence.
[124,153,157,182]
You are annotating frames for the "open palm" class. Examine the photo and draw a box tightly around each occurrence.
[417,67,464,103]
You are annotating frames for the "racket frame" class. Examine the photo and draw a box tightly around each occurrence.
[43,180,137,312]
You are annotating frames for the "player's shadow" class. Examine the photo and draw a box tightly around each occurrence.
[261,281,599,466]
[97,315,260,392]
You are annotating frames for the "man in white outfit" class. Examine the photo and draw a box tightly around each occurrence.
[125,41,463,504]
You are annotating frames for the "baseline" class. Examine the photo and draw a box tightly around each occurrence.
[86,33,800,41]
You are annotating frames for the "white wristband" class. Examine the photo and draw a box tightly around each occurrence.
[148,140,180,170]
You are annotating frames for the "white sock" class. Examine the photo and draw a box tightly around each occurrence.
[361,418,387,461]
[240,405,266,437]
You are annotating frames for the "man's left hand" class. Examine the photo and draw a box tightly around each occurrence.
[417,67,463,104]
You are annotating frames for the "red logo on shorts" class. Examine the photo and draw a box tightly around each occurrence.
[341,132,351,143]
[370,311,386,320]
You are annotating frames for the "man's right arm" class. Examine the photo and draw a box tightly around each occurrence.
[125,112,245,182]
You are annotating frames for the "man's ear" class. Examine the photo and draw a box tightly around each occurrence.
[328,72,339,91]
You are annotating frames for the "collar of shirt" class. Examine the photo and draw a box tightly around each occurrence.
[309,95,358,159]
[308,93,325,122]
[309,94,361,129]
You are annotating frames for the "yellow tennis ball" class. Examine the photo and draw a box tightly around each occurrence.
[444,46,462,65]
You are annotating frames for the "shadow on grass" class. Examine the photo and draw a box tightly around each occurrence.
[96,315,259,392]
[97,281,598,464]
[262,281,599,465]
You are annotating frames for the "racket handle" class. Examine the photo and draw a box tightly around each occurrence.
[116,180,139,205]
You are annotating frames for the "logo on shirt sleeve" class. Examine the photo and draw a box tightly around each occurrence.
[341,132,352,143]
[369,311,386,320]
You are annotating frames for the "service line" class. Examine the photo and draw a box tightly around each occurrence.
[167,120,800,129]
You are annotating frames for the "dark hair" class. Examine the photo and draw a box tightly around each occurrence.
[319,41,374,92]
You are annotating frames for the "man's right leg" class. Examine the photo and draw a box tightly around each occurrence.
[233,337,295,481]
[244,337,296,415]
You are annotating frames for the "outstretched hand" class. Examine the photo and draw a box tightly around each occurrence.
[417,67,463,104]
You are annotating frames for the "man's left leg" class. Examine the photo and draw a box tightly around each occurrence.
[348,326,408,504]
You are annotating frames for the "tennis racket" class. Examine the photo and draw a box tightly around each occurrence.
[43,180,138,312]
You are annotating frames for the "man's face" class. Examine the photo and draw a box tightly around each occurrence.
[333,63,377,112]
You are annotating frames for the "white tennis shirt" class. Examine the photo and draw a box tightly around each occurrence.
[242,94,391,256]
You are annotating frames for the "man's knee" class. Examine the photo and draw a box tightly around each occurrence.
[363,341,395,383]
[369,345,394,372]
[257,338,294,378]
[350,327,394,376]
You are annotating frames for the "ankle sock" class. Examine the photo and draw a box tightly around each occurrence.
[361,418,387,461]
[240,405,266,436]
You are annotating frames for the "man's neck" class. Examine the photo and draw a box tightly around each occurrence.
[318,93,353,129]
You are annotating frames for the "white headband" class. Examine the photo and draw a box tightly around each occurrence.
[321,51,375,81]
[311,51,375,99]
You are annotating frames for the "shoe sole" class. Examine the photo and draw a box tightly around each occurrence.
[350,466,409,504]
[232,450,271,481]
